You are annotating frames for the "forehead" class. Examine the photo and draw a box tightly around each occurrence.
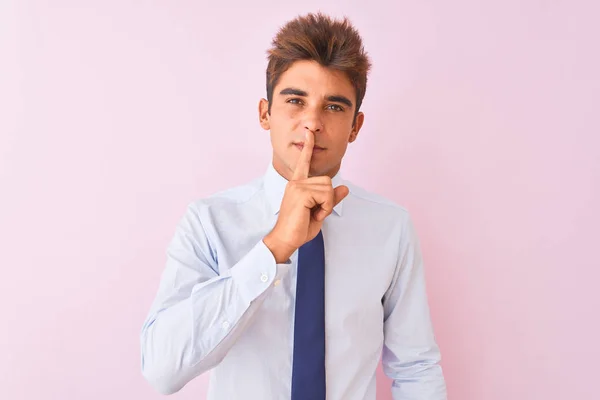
[275,60,355,98]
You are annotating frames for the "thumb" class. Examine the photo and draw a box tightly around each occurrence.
[333,185,350,206]
[313,185,349,222]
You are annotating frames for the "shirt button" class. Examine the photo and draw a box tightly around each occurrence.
[222,321,230,329]
[273,279,281,287]
[260,274,268,283]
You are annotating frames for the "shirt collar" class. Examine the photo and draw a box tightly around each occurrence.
[263,162,345,217]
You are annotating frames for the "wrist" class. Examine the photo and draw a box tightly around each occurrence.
[263,233,296,264]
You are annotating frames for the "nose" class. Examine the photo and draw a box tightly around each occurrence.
[302,110,323,134]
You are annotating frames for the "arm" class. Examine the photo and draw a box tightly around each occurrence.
[140,203,290,395]
[382,214,447,399]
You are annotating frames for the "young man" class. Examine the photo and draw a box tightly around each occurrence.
[141,12,447,400]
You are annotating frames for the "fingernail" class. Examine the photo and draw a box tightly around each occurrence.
[305,131,309,140]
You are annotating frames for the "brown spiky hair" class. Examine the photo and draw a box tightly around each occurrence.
[266,12,371,120]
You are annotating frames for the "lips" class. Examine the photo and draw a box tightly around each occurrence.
[293,143,325,152]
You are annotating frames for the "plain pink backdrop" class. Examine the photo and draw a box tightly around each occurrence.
[1,1,599,399]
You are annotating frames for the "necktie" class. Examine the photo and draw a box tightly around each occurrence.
[291,230,326,400]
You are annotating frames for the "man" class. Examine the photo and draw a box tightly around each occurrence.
[140,12,447,400]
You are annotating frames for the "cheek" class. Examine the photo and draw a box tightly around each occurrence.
[324,113,353,128]
[272,110,301,132]
[325,118,354,138]
[283,109,301,124]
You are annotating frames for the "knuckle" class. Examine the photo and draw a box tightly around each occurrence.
[288,181,299,189]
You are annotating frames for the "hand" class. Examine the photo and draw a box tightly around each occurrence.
[263,130,349,263]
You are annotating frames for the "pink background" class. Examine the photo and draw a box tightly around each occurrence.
[1,1,599,399]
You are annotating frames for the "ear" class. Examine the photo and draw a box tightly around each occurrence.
[258,98,270,130]
[348,111,364,143]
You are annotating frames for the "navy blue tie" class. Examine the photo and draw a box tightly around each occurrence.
[291,230,326,400]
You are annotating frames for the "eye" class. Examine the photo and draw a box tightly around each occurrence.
[327,104,344,112]
[286,98,303,105]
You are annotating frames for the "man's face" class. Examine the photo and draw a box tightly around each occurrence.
[259,60,364,180]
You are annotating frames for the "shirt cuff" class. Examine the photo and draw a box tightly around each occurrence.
[230,239,291,305]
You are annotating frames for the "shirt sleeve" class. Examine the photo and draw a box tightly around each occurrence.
[140,202,290,395]
[382,213,448,400]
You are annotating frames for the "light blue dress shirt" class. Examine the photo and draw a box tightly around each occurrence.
[140,162,447,399]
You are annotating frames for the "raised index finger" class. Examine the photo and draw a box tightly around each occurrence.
[292,130,314,181]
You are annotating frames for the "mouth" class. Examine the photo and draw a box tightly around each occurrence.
[293,142,326,153]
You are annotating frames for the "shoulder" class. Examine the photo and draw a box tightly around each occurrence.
[341,179,420,243]
[185,176,265,217]
[343,179,411,219]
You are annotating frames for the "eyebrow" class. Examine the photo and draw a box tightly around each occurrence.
[279,87,354,109]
